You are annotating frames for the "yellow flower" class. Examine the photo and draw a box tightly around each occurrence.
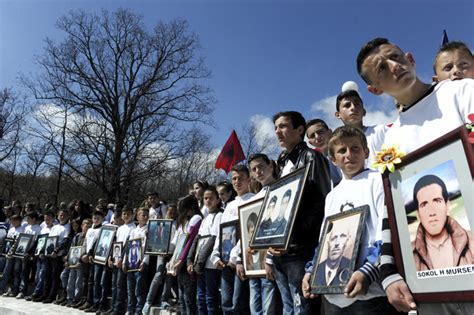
[372,144,405,173]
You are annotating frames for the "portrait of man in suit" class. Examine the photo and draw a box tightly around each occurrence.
[314,220,351,287]
[273,189,292,235]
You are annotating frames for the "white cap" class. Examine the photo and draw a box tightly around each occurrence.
[341,81,359,93]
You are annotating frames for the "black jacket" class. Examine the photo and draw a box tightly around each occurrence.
[277,141,331,259]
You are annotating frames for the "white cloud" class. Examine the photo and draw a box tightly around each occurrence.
[249,114,280,158]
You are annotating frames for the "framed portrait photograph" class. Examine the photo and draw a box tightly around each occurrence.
[194,235,212,265]
[125,238,143,272]
[250,163,310,250]
[167,233,188,275]
[145,219,173,255]
[68,246,83,268]
[1,238,15,256]
[111,242,123,266]
[35,234,48,256]
[383,126,474,302]
[310,206,368,294]
[12,233,34,258]
[239,198,267,277]
[44,236,58,257]
[93,225,117,265]
[220,220,239,264]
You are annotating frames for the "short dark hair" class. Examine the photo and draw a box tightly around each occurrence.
[433,41,473,74]
[193,180,209,190]
[147,192,159,198]
[26,211,39,221]
[231,164,250,177]
[336,90,364,111]
[272,111,306,139]
[328,126,368,158]
[413,174,449,207]
[357,37,391,84]
[248,153,271,165]
[306,119,329,131]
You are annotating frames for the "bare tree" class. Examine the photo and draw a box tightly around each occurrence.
[23,9,214,201]
[0,88,26,164]
[239,122,279,160]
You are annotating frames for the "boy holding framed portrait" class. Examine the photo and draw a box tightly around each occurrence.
[302,126,394,314]
[0,214,24,296]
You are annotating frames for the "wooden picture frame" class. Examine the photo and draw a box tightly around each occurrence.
[383,126,474,302]
[12,233,34,258]
[167,233,188,275]
[34,234,48,256]
[220,220,239,264]
[125,238,143,272]
[310,206,368,294]
[250,163,310,250]
[44,236,58,257]
[239,198,266,277]
[93,225,117,265]
[67,246,83,269]
[145,219,173,255]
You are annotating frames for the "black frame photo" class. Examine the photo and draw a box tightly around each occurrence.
[34,234,48,256]
[383,126,474,302]
[220,220,239,264]
[68,246,83,268]
[12,233,34,258]
[250,163,310,250]
[1,238,15,256]
[93,225,117,265]
[194,235,212,265]
[145,219,173,255]
[44,236,58,257]
[125,238,143,272]
[239,198,267,277]
[112,242,123,266]
[310,206,368,294]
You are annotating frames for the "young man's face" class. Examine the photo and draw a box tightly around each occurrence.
[44,215,54,227]
[306,124,332,152]
[330,136,368,179]
[92,215,104,226]
[58,211,69,224]
[137,211,149,226]
[434,49,474,82]
[335,96,365,128]
[203,191,219,209]
[147,195,159,208]
[274,116,304,151]
[249,158,274,186]
[122,211,133,224]
[231,171,250,196]
[416,184,449,237]
[27,216,36,226]
[362,44,417,98]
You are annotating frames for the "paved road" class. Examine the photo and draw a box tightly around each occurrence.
[0,296,86,315]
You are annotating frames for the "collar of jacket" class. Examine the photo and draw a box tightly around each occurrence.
[277,141,308,168]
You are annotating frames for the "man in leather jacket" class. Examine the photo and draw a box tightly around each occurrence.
[268,111,331,314]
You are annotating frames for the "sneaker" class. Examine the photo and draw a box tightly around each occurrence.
[84,305,98,313]
[16,292,25,299]
[79,302,93,310]
[54,296,66,305]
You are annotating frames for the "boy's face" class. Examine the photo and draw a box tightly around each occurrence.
[44,215,54,226]
[58,211,69,224]
[249,157,273,186]
[362,44,417,98]
[274,116,304,151]
[306,123,332,151]
[231,171,251,196]
[203,191,219,209]
[81,222,91,234]
[335,96,365,127]
[27,216,36,225]
[137,210,149,226]
[122,211,133,223]
[330,136,369,179]
[11,219,21,228]
[434,49,474,82]
[92,215,103,226]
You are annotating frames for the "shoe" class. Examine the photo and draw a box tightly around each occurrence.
[25,293,39,301]
[16,292,25,299]
[85,305,98,313]
[66,301,73,307]
[54,296,66,305]
[60,300,69,306]
[32,295,45,302]
[7,291,17,297]
[79,302,93,310]
[42,298,53,303]
[72,301,83,308]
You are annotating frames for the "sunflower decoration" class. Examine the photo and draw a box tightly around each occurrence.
[466,113,474,144]
[372,144,406,173]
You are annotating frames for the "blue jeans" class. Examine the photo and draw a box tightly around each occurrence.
[93,264,112,308]
[143,256,167,315]
[60,267,70,290]
[249,278,279,315]
[112,267,127,313]
[127,268,147,314]
[33,259,45,296]
[220,267,249,315]
[273,254,310,314]
[66,267,83,302]
[177,265,197,315]
[19,256,35,294]
[0,257,22,294]
[203,268,221,315]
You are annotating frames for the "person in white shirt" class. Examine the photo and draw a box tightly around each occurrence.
[0,215,24,296]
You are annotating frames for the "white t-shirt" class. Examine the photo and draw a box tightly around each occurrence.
[364,124,388,169]
[198,211,223,269]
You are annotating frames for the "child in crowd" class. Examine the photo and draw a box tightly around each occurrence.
[123,207,149,315]
[187,186,223,315]
[193,180,210,218]
[17,211,42,299]
[64,218,91,307]
[432,41,474,82]
[302,126,394,314]
[77,210,104,311]
[168,195,202,315]
[306,119,342,187]
[0,214,24,296]
[216,181,236,210]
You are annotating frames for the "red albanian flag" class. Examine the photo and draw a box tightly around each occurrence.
[215,130,245,173]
